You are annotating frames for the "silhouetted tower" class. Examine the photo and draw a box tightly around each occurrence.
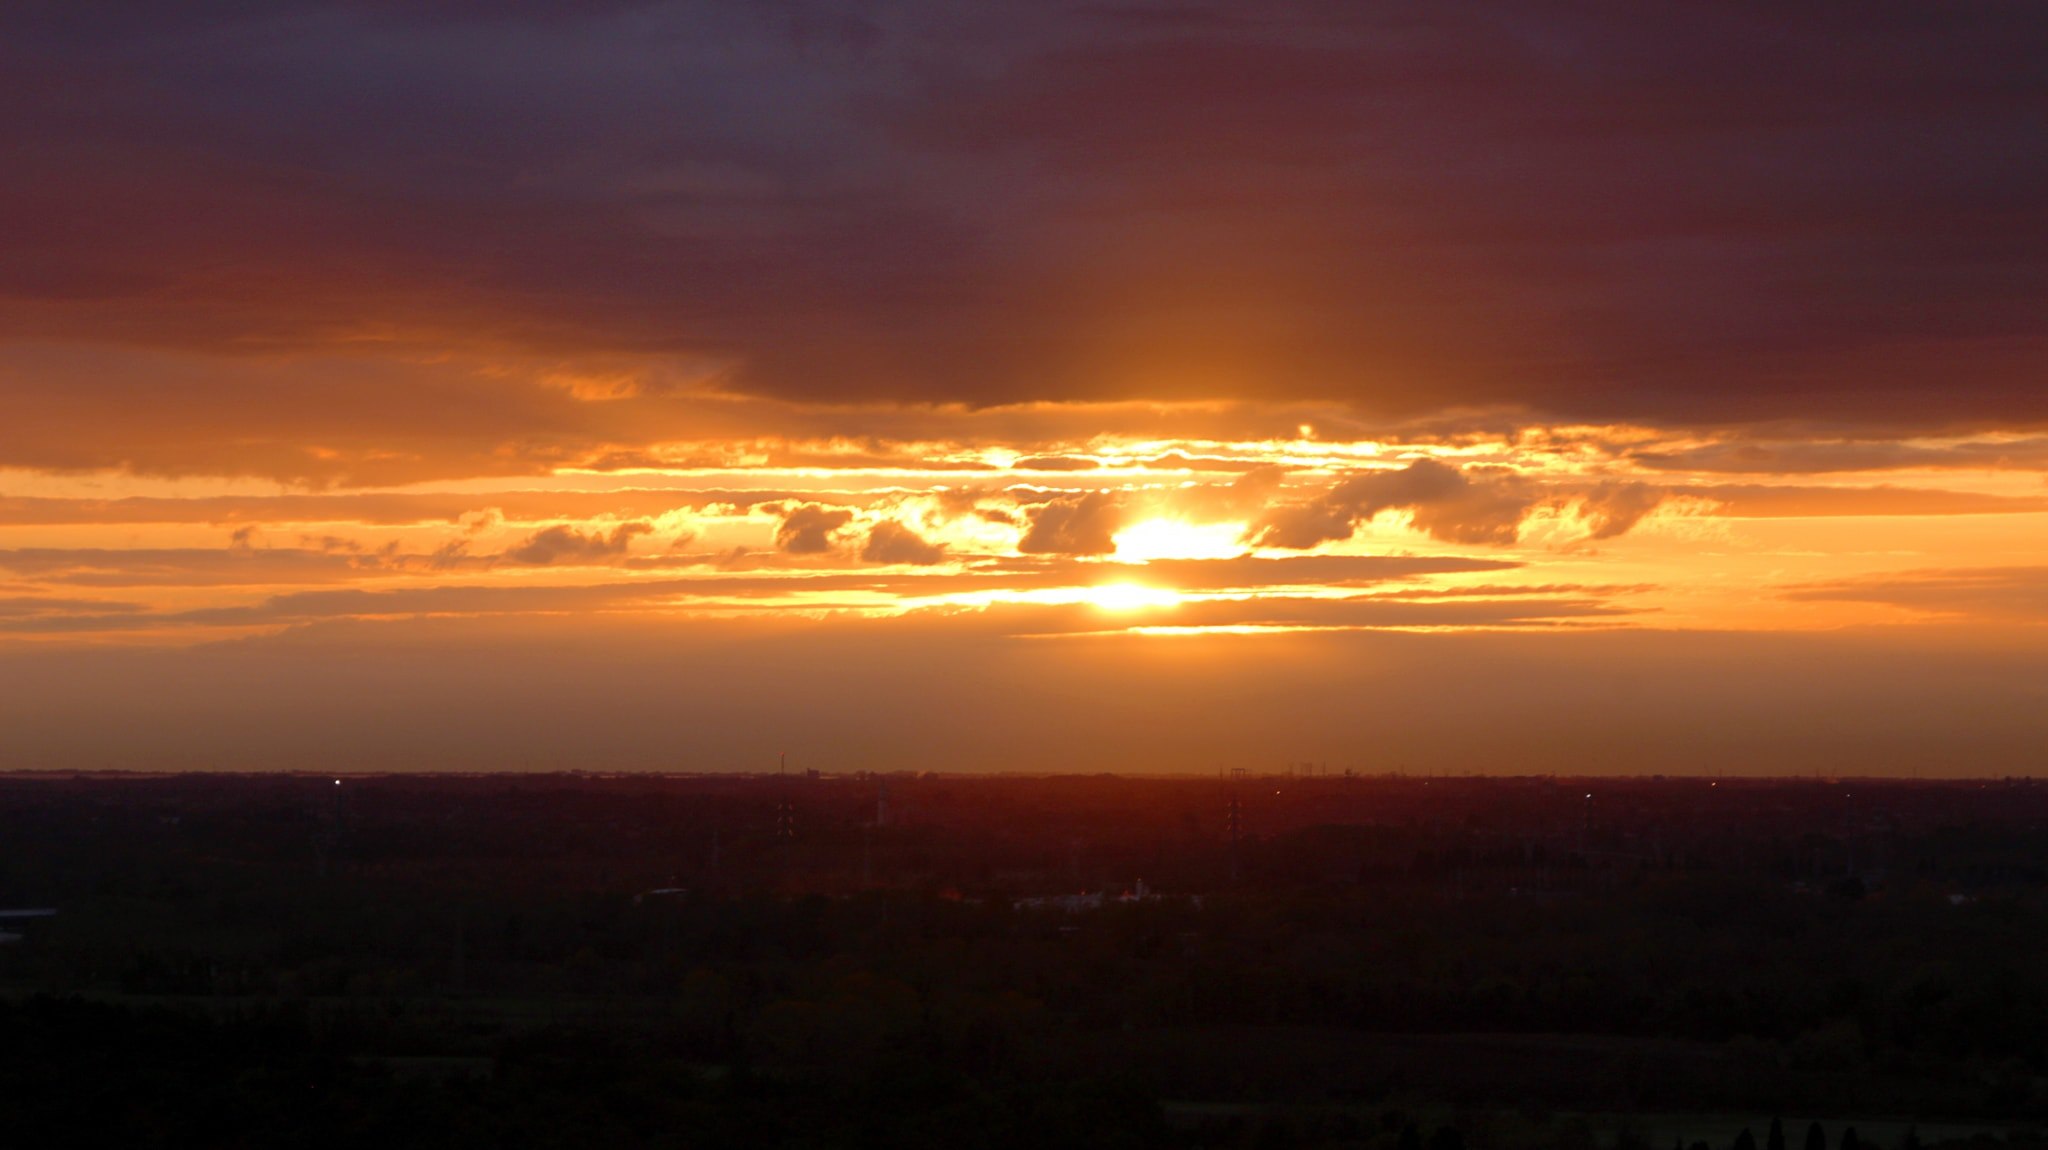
[776,752,796,837]
[773,796,796,884]
[876,780,890,829]
[1226,794,1244,882]
[774,753,796,877]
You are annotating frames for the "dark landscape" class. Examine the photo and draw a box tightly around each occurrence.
[5,771,2048,1148]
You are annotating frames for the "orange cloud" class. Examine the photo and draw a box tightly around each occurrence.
[860,521,945,566]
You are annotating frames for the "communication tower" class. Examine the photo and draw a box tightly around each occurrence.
[1226,794,1244,883]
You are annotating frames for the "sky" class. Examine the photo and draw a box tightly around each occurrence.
[2,2,2047,775]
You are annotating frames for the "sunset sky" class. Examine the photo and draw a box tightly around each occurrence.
[3,3,2046,774]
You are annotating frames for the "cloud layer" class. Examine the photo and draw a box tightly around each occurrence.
[4,2,2047,443]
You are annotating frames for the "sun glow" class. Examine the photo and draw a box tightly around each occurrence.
[1112,518,1247,562]
[1079,583,1182,611]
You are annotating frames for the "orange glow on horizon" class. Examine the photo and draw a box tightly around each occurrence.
[2,415,2047,644]
[1080,583,1182,612]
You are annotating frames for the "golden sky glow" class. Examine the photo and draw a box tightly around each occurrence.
[5,411,2044,643]
[3,5,2047,774]
[4,369,2047,776]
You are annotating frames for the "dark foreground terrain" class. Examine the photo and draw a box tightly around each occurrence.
[3,770,2048,1149]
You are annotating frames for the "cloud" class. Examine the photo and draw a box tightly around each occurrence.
[0,546,392,587]
[1634,437,2048,475]
[1068,553,1519,591]
[504,521,652,565]
[1574,483,1666,540]
[1018,492,1125,555]
[1138,451,1278,473]
[0,560,1559,637]
[1247,466,1678,549]
[0,595,142,619]
[1677,485,2048,518]
[860,520,945,565]
[774,504,855,554]
[0,336,1383,485]
[0,545,1576,639]
[949,594,1634,635]
[1783,567,2048,622]
[1249,460,1537,548]
[0,3,2044,439]
[1013,455,1101,472]
[0,489,841,527]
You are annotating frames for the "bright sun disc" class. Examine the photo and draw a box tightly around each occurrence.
[1082,583,1180,611]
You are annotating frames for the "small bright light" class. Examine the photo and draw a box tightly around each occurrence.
[1082,583,1180,611]
[1111,518,1246,562]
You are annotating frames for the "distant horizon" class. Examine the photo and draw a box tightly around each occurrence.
[0,769,2035,785]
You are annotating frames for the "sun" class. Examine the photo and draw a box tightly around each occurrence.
[1111,518,1247,562]
[1080,583,1181,611]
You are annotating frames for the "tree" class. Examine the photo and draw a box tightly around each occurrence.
[1805,1123,1826,1150]
[1840,1129,1859,1150]
[1735,1129,1758,1150]
[1768,1119,1786,1150]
